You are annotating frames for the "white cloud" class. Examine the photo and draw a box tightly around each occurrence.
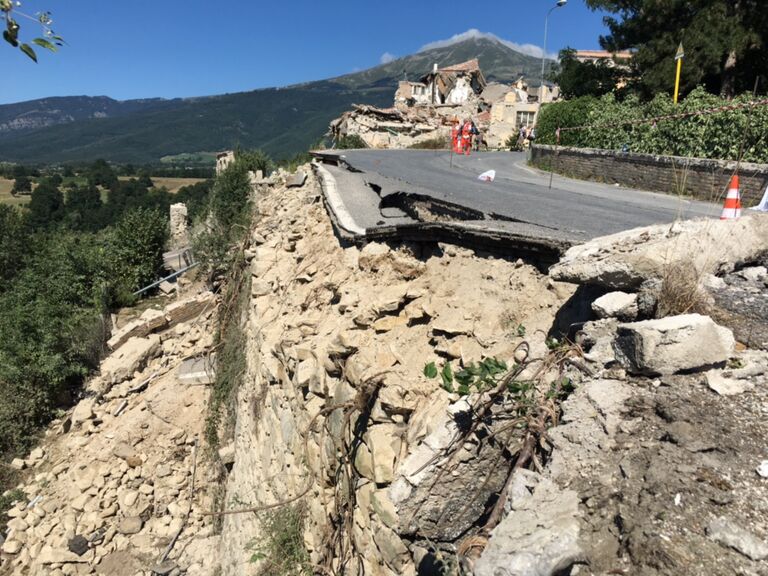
[380,52,397,64]
[419,29,557,60]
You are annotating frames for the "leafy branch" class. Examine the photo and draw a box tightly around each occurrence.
[424,356,510,396]
[1,0,64,62]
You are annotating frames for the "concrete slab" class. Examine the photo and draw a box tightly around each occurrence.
[178,356,216,386]
[287,170,307,188]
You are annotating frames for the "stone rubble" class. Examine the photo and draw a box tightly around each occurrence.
[218,165,575,575]
[0,287,221,576]
[613,313,735,376]
[4,162,767,576]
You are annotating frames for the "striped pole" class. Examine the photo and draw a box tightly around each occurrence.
[720,175,742,220]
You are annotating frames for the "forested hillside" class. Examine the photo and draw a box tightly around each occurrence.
[0,37,547,164]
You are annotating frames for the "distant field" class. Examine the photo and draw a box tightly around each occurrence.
[0,178,29,206]
[118,176,206,193]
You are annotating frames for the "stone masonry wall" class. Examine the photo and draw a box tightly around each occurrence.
[530,144,768,204]
[218,167,574,575]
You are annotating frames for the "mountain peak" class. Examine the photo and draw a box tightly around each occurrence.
[419,29,552,60]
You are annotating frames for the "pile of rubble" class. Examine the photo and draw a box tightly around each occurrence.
[218,164,577,575]
[1,289,221,576]
[3,157,767,576]
[329,104,450,149]
[330,58,557,150]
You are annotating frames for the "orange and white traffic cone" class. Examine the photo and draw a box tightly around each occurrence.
[720,175,742,220]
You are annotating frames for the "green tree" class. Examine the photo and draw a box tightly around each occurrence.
[104,207,168,305]
[553,48,630,99]
[0,205,27,289]
[65,185,104,231]
[87,159,118,190]
[585,0,768,99]
[27,180,64,228]
[11,175,32,195]
[0,232,105,455]
[176,180,213,222]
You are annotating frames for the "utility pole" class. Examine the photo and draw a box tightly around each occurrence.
[673,42,685,104]
[540,0,567,102]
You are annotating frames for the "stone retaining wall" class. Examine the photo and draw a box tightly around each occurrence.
[530,145,768,204]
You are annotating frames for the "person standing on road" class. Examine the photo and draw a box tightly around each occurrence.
[462,119,473,156]
[451,118,460,154]
[516,125,527,151]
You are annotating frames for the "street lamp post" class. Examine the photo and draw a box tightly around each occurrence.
[540,0,567,101]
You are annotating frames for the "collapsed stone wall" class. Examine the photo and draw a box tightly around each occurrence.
[530,144,768,203]
[218,167,576,574]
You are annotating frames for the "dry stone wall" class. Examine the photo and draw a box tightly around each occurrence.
[530,144,768,203]
[218,167,575,575]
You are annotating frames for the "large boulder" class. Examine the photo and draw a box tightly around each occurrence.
[475,475,584,576]
[613,314,734,375]
[550,215,768,290]
[100,335,161,385]
[591,291,638,321]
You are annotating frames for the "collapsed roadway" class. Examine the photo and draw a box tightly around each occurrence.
[312,149,718,265]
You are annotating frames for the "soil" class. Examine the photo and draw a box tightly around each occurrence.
[571,368,768,576]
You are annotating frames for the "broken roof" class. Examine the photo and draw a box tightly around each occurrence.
[438,58,481,74]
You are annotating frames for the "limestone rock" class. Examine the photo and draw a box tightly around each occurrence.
[10,458,26,470]
[164,291,215,326]
[100,335,161,385]
[613,314,734,375]
[108,308,167,351]
[591,291,638,321]
[372,524,410,572]
[706,370,752,395]
[432,313,473,337]
[71,398,96,426]
[708,517,768,561]
[38,546,90,565]
[365,425,401,484]
[551,215,768,289]
[2,538,22,554]
[118,516,144,535]
[475,476,584,576]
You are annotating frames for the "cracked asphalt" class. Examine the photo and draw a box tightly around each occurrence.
[333,150,720,243]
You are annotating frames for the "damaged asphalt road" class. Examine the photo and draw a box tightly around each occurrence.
[315,150,719,250]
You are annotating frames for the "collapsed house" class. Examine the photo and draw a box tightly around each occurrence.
[330,59,559,150]
[395,58,486,107]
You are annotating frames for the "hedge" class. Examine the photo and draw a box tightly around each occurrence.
[536,87,768,164]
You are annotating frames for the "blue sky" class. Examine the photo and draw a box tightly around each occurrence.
[1,0,609,105]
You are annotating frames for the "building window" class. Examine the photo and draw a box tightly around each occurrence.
[516,111,536,127]
[413,85,425,96]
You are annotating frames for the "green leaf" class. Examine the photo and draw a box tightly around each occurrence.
[457,383,470,396]
[440,362,453,387]
[32,37,58,52]
[3,29,18,47]
[516,324,526,337]
[20,43,37,62]
[423,362,438,379]
[454,369,473,387]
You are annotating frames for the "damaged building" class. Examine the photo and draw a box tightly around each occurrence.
[395,58,486,107]
[330,59,559,150]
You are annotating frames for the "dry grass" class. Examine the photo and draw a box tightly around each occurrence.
[656,259,709,318]
[118,176,205,194]
[0,178,30,206]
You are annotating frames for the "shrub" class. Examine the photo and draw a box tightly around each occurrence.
[0,232,107,456]
[237,149,274,178]
[335,134,367,149]
[408,136,450,150]
[104,207,169,306]
[536,88,768,163]
[248,505,311,576]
